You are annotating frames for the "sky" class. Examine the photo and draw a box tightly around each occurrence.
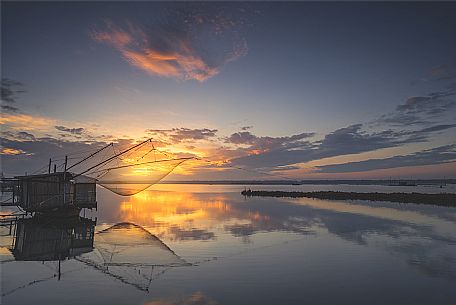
[1,1,456,180]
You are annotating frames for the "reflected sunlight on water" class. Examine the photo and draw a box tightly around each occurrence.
[2,185,456,305]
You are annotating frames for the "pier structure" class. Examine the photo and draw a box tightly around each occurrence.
[3,172,97,215]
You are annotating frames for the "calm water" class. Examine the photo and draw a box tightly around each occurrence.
[1,184,456,305]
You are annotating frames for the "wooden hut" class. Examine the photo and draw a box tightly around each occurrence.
[14,172,97,214]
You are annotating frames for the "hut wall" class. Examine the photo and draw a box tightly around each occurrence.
[16,173,73,212]
[73,183,97,209]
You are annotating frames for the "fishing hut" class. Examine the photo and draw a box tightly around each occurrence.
[2,138,192,215]
[13,172,97,215]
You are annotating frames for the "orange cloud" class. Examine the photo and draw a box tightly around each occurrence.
[91,11,247,82]
[0,148,24,155]
[91,25,221,81]
[123,50,181,79]
[0,113,55,131]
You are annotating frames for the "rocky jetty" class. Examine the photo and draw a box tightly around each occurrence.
[241,190,456,207]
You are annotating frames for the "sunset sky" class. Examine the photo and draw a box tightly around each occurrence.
[1,2,456,180]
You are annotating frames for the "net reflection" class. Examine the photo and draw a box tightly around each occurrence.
[2,216,189,296]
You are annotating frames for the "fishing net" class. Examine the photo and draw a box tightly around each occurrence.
[3,222,189,294]
[93,158,187,196]
[68,140,191,196]
[77,222,189,291]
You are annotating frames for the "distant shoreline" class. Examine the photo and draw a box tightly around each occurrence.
[241,190,456,207]
[160,179,455,186]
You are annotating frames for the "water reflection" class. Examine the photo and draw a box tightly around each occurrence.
[2,186,456,305]
[142,291,217,305]
[111,189,456,281]
[13,216,95,261]
[1,215,189,298]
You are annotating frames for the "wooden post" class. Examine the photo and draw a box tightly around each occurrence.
[63,156,68,205]
[54,164,57,173]
[58,258,61,280]
[48,158,52,174]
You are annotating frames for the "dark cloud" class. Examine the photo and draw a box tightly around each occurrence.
[1,78,24,112]
[226,131,315,150]
[55,125,85,135]
[1,104,19,112]
[1,131,36,141]
[379,87,456,126]
[16,131,36,141]
[227,76,456,171]
[316,145,456,173]
[229,124,426,169]
[418,124,456,133]
[225,131,257,145]
[1,78,24,103]
[0,137,109,176]
[147,128,218,143]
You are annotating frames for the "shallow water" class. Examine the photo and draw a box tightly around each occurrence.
[1,184,456,305]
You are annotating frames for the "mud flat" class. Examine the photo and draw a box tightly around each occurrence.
[241,190,456,207]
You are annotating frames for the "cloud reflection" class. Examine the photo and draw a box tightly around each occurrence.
[142,291,217,305]
[112,190,456,281]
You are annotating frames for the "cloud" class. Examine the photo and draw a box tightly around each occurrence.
[147,128,218,143]
[1,78,24,113]
[55,125,85,135]
[412,64,456,85]
[1,131,37,141]
[0,148,25,155]
[316,145,456,173]
[379,87,456,126]
[1,104,19,112]
[0,113,55,131]
[418,124,456,133]
[229,125,426,169]
[0,136,109,175]
[91,4,250,82]
[225,131,258,145]
[226,131,315,152]
[225,76,456,173]
[1,78,24,103]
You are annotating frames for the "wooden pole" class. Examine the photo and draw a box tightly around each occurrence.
[67,143,113,171]
[64,156,68,206]
[48,158,52,174]
[73,138,153,178]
